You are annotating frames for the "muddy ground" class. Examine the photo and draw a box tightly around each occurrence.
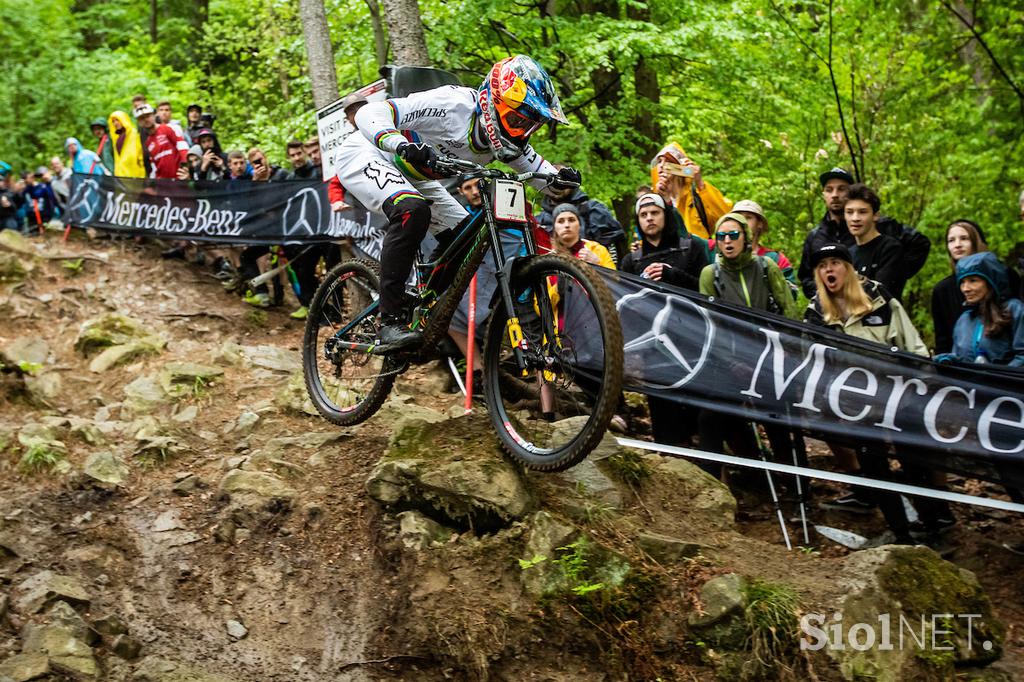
[0,229,1021,681]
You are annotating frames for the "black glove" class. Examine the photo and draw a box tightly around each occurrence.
[397,142,448,177]
[553,166,582,189]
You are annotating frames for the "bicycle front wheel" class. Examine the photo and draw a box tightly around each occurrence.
[483,255,624,471]
[302,259,397,426]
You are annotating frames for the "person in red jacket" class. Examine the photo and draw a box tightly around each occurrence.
[134,104,187,179]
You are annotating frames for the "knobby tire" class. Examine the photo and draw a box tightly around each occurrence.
[302,259,396,426]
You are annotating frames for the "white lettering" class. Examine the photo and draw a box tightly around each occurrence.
[978,397,1024,454]
[741,329,835,412]
[875,376,928,431]
[848,622,876,651]
[828,366,878,422]
[931,614,954,651]
[924,386,976,444]
[799,613,828,651]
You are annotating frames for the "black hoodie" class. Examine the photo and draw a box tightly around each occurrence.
[619,205,708,290]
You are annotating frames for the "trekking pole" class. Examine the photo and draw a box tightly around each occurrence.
[791,433,811,545]
[751,423,792,550]
[464,274,477,413]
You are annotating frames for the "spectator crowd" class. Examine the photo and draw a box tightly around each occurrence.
[2,93,1023,553]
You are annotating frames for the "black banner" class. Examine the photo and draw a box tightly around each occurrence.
[65,173,387,259]
[596,270,1024,488]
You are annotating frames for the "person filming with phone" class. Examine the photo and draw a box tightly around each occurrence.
[650,142,732,240]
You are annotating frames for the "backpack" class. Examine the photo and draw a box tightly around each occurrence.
[712,255,783,315]
[877,218,930,279]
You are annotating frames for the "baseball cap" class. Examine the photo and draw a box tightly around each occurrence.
[133,104,155,118]
[819,167,854,187]
[187,144,203,158]
[195,128,214,139]
[635,193,666,216]
[0,161,10,177]
[810,243,853,269]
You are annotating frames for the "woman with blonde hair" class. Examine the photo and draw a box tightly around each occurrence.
[805,243,953,545]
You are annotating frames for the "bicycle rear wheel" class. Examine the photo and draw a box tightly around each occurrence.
[302,259,397,426]
[483,255,623,471]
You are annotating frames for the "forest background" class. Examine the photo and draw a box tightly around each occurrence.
[1,0,1022,339]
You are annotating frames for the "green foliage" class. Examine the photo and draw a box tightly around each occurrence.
[19,442,66,474]
[743,579,801,672]
[62,258,85,274]
[16,360,43,375]
[605,450,651,486]
[517,554,547,570]
[3,0,1023,341]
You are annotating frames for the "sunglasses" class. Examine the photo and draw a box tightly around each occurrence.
[716,230,742,242]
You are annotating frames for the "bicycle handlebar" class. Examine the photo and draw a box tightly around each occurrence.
[433,156,580,189]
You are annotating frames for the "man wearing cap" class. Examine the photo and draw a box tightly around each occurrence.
[135,103,188,180]
[619,192,710,450]
[797,167,929,299]
[620,193,709,289]
[185,104,204,142]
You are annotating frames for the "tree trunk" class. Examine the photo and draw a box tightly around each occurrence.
[379,0,430,66]
[365,0,389,70]
[298,0,340,109]
[150,0,158,43]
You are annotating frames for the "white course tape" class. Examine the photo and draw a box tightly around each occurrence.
[615,437,1024,514]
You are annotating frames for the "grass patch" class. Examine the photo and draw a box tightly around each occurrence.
[744,579,801,672]
[604,450,651,486]
[245,308,268,326]
[19,442,66,473]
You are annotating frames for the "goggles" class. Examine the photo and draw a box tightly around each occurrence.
[497,102,544,139]
[715,230,743,242]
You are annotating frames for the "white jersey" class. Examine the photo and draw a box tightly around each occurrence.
[353,85,558,190]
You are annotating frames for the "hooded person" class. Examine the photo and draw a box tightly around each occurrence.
[65,137,106,176]
[936,252,1024,367]
[89,119,115,174]
[619,193,709,289]
[649,142,732,240]
[107,111,146,178]
[699,212,797,318]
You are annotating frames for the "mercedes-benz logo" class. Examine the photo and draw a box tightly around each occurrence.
[281,186,323,237]
[616,288,715,389]
[66,177,101,223]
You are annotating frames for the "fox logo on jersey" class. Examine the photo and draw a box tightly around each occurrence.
[364,162,405,190]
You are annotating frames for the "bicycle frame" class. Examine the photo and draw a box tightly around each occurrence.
[329,172,561,377]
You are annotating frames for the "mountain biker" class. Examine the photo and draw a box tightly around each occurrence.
[335,54,581,349]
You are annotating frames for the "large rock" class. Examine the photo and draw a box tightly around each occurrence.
[218,342,300,373]
[0,228,36,256]
[821,546,1006,681]
[132,657,239,682]
[366,414,533,529]
[159,361,224,398]
[88,342,154,373]
[82,452,130,486]
[14,571,90,614]
[645,454,737,530]
[688,573,749,649]
[636,531,708,563]
[74,313,165,357]
[0,252,33,283]
[396,510,453,550]
[1,336,49,370]
[519,511,578,598]
[553,458,622,514]
[273,371,318,416]
[219,470,296,501]
[122,375,170,415]
[23,372,61,406]
[22,621,99,678]
[0,653,49,682]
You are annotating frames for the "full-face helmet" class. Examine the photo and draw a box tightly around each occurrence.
[478,55,568,162]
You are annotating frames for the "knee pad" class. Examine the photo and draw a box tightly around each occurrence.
[383,194,431,233]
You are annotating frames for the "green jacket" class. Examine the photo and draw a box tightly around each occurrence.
[699,250,799,319]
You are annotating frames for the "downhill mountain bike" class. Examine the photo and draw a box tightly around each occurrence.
[302,157,623,471]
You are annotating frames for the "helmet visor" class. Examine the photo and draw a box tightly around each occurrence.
[498,104,544,139]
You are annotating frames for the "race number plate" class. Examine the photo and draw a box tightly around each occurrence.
[492,179,527,222]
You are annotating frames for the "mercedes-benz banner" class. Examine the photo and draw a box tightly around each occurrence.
[66,173,386,260]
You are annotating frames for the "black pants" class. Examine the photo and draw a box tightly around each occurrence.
[239,245,270,295]
[379,197,431,317]
[283,244,331,307]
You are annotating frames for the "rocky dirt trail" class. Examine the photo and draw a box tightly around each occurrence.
[0,228,1021,681]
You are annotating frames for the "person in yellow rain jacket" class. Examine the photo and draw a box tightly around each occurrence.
[107,111,146,178]
[650,141,731,240]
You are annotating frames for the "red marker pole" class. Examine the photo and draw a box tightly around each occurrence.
[464,274,477,413]
[33,200,43,236]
